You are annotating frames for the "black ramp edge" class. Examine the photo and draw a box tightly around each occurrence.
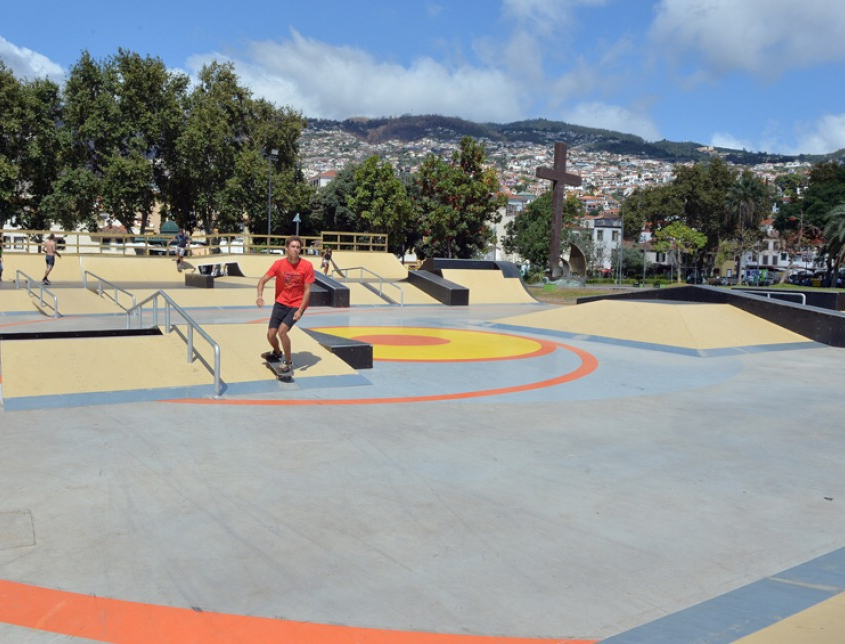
[313,273,350,308]
[0,328,164,341]
[419,257,522,277]
[406,270,469,306]
[303,329,372,369]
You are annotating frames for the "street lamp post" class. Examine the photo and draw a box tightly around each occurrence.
[267,148,278,252]
[617,217,624,285]
[293,212,301,237]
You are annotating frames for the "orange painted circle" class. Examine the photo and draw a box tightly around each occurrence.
[173,341,598,408]
[314,326,555,362]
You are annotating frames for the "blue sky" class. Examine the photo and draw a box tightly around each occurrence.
[2,0,844,155]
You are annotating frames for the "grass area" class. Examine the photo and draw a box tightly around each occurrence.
[526,286,608,304]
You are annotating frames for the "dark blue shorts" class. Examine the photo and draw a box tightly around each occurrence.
[268,303,298,330]
[46,255,55,267]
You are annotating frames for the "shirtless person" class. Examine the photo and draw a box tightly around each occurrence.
[255,236,315,377]
[43,234,61,285]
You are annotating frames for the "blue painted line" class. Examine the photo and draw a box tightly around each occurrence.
[602,546,845,643]
[2,374,372,410]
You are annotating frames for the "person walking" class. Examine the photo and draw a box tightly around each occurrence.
[321,246,333,275]
[255,236,315,377]
[42,234,61,285]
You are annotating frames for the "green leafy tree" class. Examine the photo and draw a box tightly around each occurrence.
[503,191,584,269]
[310,163,360,233]
[776,162,845,267]
[0,63,20,224]
[822,203,845,280]
[725,170,769,278]
[653,221,707,282]
[0,64,64,231]
[166,63,307,236]
[414,136,506,259]
[620,184,684,243]
[673,157,736,256]
[349,156,414,255]
[62,49,189,233]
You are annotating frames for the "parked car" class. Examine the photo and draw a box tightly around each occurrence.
[788,271,814,286]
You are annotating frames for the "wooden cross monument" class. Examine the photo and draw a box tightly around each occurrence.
[536,142,581,279]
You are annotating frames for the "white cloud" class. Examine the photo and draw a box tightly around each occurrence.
[651,0,845,78]
[503,0,609,35]
[792,113,845,155]
[0,36,64,82]
[710,132,754,151]
[188,30,526,122]
[562,102,661,140]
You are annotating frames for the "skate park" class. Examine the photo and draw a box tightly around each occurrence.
[1,250,844,643]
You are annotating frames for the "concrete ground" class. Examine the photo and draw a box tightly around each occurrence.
[0,259,844,643]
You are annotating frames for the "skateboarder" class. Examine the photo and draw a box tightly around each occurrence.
[172,229,191,269]
[42,233,61,285]
[256,236,315,377]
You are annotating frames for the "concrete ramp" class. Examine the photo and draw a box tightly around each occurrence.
[330,251,409,280]
[0,324,363,410]
[440,269,537,304]
[496,300,818,354]
[80,255,192,284]
[0,288,37,315]
[1,253,82,282]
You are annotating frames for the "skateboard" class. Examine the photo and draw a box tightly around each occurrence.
[264,360,293,381]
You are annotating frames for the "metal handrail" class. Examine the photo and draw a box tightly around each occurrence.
[334,265,404,306]
[125,290,223,397]
[15,270,60,317]
[743,290,807,305]
[83,270,136,310]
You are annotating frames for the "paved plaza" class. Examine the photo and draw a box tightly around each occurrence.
[1,257,844,642]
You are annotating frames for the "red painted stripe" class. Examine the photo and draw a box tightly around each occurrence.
[170,343,598,407]
[0,579,595,644]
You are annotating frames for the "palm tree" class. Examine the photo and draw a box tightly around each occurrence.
[823,203,845,283]
[725,171,767,282]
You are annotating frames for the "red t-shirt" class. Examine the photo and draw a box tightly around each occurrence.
[266,258,315,307]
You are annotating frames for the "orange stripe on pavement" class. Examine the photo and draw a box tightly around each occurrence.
[0,579,595,644]
[170,343,599,407]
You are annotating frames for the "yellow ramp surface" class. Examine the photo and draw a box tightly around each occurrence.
[49,288,125,315]
[498,300,812,350]
[1,253,82,282]
[203,323,357,381]
[734,591,845,643]
[0,324,357,407]
[0,288,36,313]
[330,251,409,280]
[130,286,257,309]
[80,255,194,284]
[440,269,537,304]
[1,333,211,399]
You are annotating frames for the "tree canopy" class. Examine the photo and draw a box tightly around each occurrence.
[413,137,506,259]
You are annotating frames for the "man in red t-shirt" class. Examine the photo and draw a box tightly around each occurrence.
[256,236,315,376]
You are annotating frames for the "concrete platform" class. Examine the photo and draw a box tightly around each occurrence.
[0,262,843,643]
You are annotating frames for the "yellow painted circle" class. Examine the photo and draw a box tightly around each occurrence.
[314,326,553,362]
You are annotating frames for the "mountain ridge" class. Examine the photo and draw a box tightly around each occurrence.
[307,114,838,165]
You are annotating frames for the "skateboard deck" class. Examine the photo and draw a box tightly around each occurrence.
[264,360,293,381]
